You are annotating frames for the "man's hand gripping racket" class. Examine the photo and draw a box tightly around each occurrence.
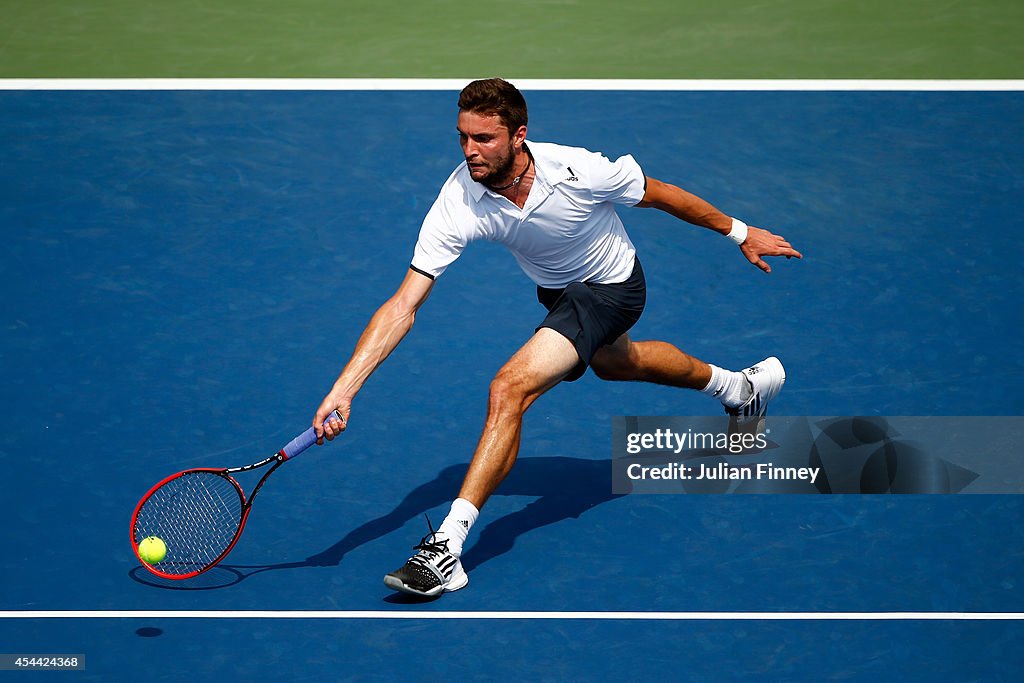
[130,411,344,579]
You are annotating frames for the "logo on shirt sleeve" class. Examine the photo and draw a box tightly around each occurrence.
[565,166,579,182]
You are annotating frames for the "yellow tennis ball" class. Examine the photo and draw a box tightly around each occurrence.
[138,536,167,564]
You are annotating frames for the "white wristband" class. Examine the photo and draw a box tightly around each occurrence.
[726,217,748,245]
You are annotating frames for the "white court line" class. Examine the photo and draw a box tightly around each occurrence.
[1,611,1022,620]
[0,79,1023,91]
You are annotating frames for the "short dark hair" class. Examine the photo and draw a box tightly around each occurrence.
[458,78,528,134]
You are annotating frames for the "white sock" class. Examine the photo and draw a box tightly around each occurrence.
[701,364,752,408]
[436,498,479,557]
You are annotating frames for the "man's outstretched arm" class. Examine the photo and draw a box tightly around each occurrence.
[314,268,435,441]
[636,176,802,273]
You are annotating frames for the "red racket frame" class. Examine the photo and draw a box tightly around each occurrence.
[130,455,282,580]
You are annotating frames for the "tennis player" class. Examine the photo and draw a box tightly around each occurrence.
[314,78,802,598]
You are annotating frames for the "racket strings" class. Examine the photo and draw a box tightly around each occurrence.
[133,471,244,576]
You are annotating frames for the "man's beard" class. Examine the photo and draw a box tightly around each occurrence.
[472,146,517,188]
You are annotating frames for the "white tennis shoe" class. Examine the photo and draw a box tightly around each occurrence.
[725,356,786,426]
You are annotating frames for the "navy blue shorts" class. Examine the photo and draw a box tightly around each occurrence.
[536,257,647,382]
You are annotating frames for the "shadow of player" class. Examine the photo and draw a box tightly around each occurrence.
[305,455,626,573]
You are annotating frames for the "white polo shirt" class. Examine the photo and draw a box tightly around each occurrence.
[410,141,646,288]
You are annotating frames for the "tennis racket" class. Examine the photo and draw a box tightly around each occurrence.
[130,410,343,580]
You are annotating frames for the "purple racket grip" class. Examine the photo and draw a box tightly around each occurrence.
[279,410,344,460]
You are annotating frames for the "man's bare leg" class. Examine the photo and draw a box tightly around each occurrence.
[590,333,786,424]
[458,327,580,508]
[383,327,579,597]
[590,333,712,388]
